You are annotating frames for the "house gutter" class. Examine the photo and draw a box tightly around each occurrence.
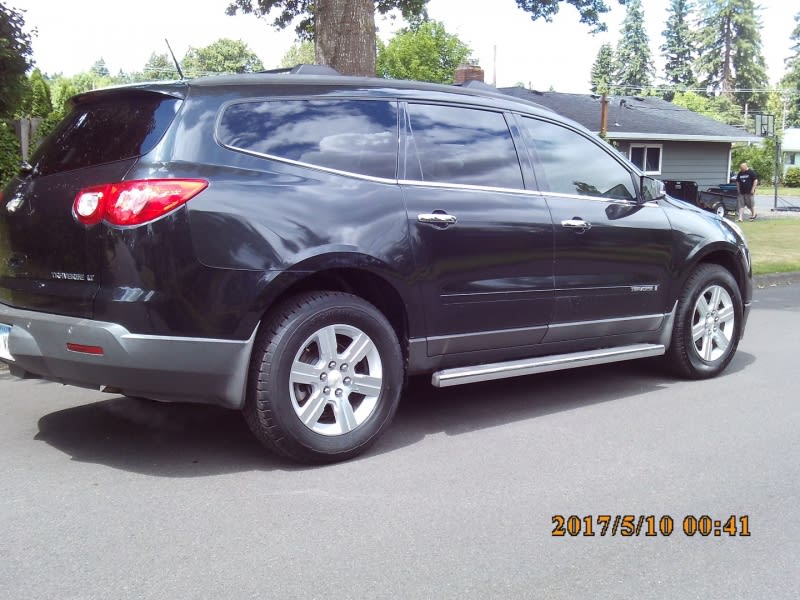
[605,132,762,143]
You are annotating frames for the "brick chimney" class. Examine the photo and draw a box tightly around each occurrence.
[454,60,484,85]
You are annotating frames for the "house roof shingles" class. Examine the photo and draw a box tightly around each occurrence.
[499,88,761,143]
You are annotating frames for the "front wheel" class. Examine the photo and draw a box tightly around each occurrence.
[664,264,742,379]
[244,291,403,464]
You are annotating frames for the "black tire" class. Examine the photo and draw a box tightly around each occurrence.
[244,291,403,464]
[664,264,742,379]
[713,203,726,218]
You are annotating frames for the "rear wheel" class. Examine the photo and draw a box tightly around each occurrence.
[713,203,726,218]
[244,291,403,464]
[664,264,742,379]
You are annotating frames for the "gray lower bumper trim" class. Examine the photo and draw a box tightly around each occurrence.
[0,303,256,409]
[431,343,666,388]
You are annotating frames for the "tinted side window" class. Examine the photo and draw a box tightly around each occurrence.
[218,99,398,179]
[405,104,523,189]
[31,93,181,177]
[519,117,636,201]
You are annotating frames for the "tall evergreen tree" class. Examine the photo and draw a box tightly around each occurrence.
[695,0,768,110]
[590,43,614,93]
[780,11,800,127]
[613,0,654,94]
[661,0,696,89]
[90,58,110,77]
[27,69,52,118]
[0,3,35,118]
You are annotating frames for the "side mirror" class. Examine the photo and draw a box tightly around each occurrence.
[641,176,666,202]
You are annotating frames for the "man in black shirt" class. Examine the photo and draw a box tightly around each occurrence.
[736,162,758,221]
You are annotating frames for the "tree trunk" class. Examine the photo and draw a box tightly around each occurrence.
[722,13,733,97]
[315,0,376,76]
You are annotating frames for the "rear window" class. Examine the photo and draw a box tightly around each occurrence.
[30,93,181,177]
[218,99,399,179]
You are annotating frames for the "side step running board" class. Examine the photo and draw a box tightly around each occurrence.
[431,343,665,388]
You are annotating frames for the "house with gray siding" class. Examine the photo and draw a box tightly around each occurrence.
[499,88,760,190]
[782,128,800,176]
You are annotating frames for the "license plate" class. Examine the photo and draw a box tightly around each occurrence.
[0,324,13,362]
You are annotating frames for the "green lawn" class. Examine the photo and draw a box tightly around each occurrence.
[775,187,800,197]
[739,219,800,275]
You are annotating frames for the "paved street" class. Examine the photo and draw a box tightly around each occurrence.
[1,283,799,599]
[755,192,800,216]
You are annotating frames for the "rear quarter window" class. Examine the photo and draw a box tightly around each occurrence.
[31,93,181,177]
[217,99,399,180]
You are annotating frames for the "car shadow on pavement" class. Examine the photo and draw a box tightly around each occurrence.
[34,396,289,475]
[374,351,756,455]
[31,351,756,476]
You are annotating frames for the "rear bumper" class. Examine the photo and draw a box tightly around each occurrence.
[0,302,256,409]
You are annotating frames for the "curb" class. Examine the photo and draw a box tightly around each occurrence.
[753,272,800,288]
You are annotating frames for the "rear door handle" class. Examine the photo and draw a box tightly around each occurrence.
[561,218,592,232]
[418,213,458,227]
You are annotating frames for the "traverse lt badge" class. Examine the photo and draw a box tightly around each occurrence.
[631,285,659,292]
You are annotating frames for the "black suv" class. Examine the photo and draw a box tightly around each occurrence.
[0,73,752,463]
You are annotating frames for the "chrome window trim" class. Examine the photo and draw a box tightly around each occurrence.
[215,97,401,183]
[543,190,660,207]
[219,145,401,185]
[398,179,535,195]
[212,97,662,202]
[213,145,660,206]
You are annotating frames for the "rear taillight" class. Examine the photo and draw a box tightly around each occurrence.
[73,179,208,227]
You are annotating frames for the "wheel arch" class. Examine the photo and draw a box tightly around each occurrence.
[275,267,411,347]
[252,250,420,359]
[677,243,750,306]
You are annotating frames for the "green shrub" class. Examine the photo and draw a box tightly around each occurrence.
[0,121,21,187]
[785,167,800,187]
[732,141,776,184]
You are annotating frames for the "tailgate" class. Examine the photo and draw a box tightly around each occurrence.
[0,90,181,318]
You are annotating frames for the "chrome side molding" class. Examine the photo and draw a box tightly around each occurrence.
[431,343,666,388]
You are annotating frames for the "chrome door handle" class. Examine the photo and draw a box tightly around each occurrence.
[561,219,592,232]
[418,213,457,226]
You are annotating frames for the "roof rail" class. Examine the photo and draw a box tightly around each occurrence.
[458,80,498,92]
[259,64,341,76]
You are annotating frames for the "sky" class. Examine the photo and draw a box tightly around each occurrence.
[9,0,799,93]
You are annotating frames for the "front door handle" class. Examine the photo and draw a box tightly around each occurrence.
[561,218,592,232]
[418,213,458,227]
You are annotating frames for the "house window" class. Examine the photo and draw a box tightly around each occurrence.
[629,144,662,174]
